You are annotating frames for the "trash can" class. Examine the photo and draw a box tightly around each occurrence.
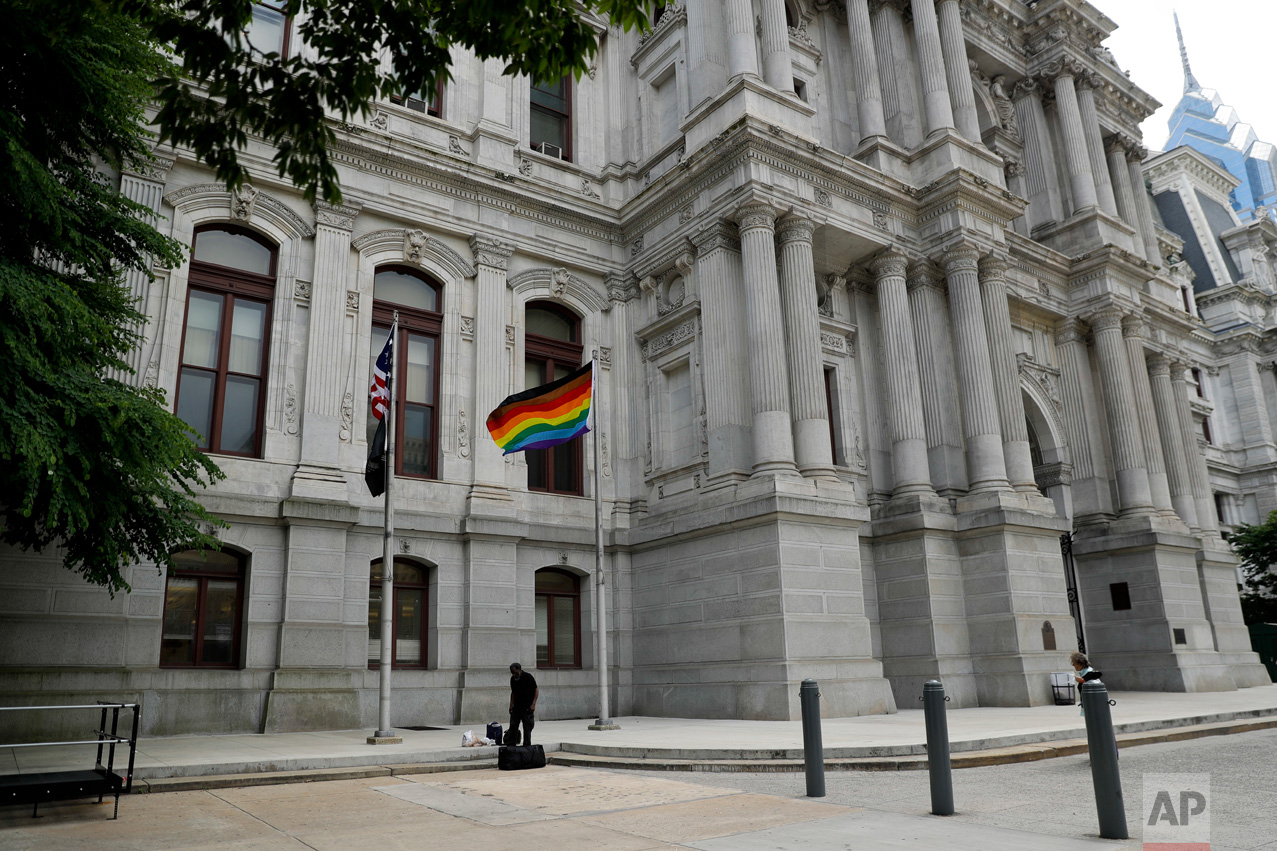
[1050,672,1076,705]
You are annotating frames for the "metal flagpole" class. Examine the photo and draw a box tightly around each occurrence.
[374,312,399,740]
[590,357,617,730]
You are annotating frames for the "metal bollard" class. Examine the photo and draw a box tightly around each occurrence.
[1080,681,1128,840]
[799,679,825,798]
[922,680,953,816]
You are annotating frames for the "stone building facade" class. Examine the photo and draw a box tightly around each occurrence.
[1,0,1270,737]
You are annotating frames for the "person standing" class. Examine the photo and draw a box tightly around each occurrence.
[508,662,538,746]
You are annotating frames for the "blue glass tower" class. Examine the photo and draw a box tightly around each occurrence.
[1165,12,1277,221]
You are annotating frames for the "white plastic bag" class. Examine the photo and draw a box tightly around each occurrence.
[461,729,477,747]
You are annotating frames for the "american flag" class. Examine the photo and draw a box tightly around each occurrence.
[369,328,394,420]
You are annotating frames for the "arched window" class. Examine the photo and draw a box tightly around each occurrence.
[368,558,429,668]
[160,549,246,668]
[536,568,580,668]
[176,225,276,457]
[524,301,583,494]
[368,266,443,478]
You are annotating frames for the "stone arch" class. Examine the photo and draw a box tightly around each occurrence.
[163,183,315,241]
[972,80,998,136]
[1022,382,1073,519]
[351,228,476,281]
[507,267,611,315]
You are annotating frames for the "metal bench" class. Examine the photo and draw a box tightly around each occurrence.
[0,702,140,819]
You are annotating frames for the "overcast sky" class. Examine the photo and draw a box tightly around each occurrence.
[1102,0,1277,153]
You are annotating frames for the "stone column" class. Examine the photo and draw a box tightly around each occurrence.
[943,246,1010,492]
[872,250,935,496]
[299,201,362,472]
[1089,308,1153,515]
[1055,319,1113,519]
[872,1,922,149]
[1121,316,1176,516]
[113,155,176,385]
[1013,80,1065,230]
[1171,361,1219,533]
[736,203,797,474]
[1049,63,1099,212]
[912,0,956,136]
[936,0,980,142]
[1128,150,1164,266]
[777,215,836,479]
[846,0,887,143]
[470,236,515,491]
[978,253,1036,493]
[693,224,752,478]
[686,0,727,106]
[759,0,791,91]
[1075,75,1119,216]
[725,0,760,79]
[1148,353,1200,530]
[1107,136,1146,259]
[908,261,967,494]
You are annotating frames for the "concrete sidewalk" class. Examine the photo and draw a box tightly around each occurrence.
[5,684,1276,786]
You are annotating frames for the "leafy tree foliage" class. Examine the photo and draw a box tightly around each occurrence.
[1,2,224,594]
[127,0,650,203]
[1230,512,1277,624]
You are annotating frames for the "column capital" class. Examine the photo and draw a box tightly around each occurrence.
[314,200,363,231]
[977,251,1010,284]
[1036,55,1086,86]
[906,259,946,293]
[1012,77,1039,100]
[469,235,514,270]
[869,248,908,279]
[776,213,817,245]
[691,221,741,254]
[605,271,640,304]
[1126,144,1149,164]
[1055,317,1085,346]
[735,202,779,233]
[1147,351,1172,377]
[1087,307,1125,332]
[940,244,981,274]
[1121,313,1147,339]
[1167,359,1192,379]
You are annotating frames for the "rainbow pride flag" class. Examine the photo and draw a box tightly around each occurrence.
[485,362,593,454]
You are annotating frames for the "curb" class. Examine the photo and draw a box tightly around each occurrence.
[135,758,498,794]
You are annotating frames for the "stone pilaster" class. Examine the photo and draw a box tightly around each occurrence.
[1089,308,1153,515]
[847,0,887,143]
[297,201,362,482]
[871,1,921,149]
[1013,80,1064,231]
[1048,63,1099,212]
[469,236,515,495]
[759,0,791,91]
[692,223,752,480]
[777,215,836,479]
[1107,137,1146,260]
[686,0,727,107]
[942,245,1009,493]
[978,253,1036,493]
[113,155,176,385]
[735,203,797,475]
[1170,361,1219,534]
[725,0,760,79]
[1075,75,1119,217]
[1127,149,1163,266]
[1055,319,1113,519]
[908,261,967,495]
[872,250,934,496]
[1148,353,1200,530]
[936,0,980,142]
[1121,315,1176,517]
[912,0,956,136]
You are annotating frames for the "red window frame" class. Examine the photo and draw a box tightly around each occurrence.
[391,77,444,118]
[371,265,443,480]
[368,558,429,669]
[535,568,581,669]
[159,550,246,669]
[246,1,292,58]
[525,301,584,495]
[530,76,572,162]
[175,224,276,458]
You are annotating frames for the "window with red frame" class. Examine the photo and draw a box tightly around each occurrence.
[367,266,443,479]
[530,77,571,161]
[244,1,291,57]
[160,549,245,668]
[535,568,580,668]
[391,78,443,118]
[368,559,429,668]
[524,301,584,495]
[176,225,276,457]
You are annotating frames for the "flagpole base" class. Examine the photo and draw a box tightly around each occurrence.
[588,720,620,731]
[367,732,403,744]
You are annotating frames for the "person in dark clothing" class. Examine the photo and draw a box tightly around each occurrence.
[508,662,538,746]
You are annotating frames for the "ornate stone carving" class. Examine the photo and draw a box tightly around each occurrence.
[581,178,601,199]
[448,135,466,155]
[607,273,640,303]
[339,392,353,442]
[1034,461,1073,489]
[558,550,569,565]
[642,320,696,359]
[1088,307,1125,332]
[679,206,694,224]
[601,432,611,477]
[124,154,176,182]
[505,325,516,345]
[820,332,848,353]
[458,405,471,458]
[1121,313,1146,338]
[346,290,360,311]
[989,75,1019,137]
[294,279,312,302]
[143,359,160,389]
[231,183,258,221]
[631,236,644,257]
[736,203,777,231]
[674,252,695,275]
[518,158,532,177]
[400,538,411,554]
[460,316,475,340]
[405,229,428,264]
[597,346,612,368]
[942,246,981,273]
[691,222,740,254]
[552,267,571,297]
[369,110,389,131]
[870,250,908,280]
[285,384,299,435]
[776,215,816,244]
[815,189,832,207]
[470,236,514,270]
[315,201,361,230]
[872,210,890,231]
[1017,352,1061,408]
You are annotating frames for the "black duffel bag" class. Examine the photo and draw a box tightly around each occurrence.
[498,744,546,771]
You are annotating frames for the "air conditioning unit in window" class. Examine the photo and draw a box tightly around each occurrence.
[532,142,564,160]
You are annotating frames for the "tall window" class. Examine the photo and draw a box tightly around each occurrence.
[390,65,443,117]
[244,1,291,56]
[368,559,428,668]
[525,301,583,494]
[368,266,443,478]
[530,77,571,161]
[176,225,276,456]
[160,549,245,668]
[824,367,842,466]
[536,568,580,668]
